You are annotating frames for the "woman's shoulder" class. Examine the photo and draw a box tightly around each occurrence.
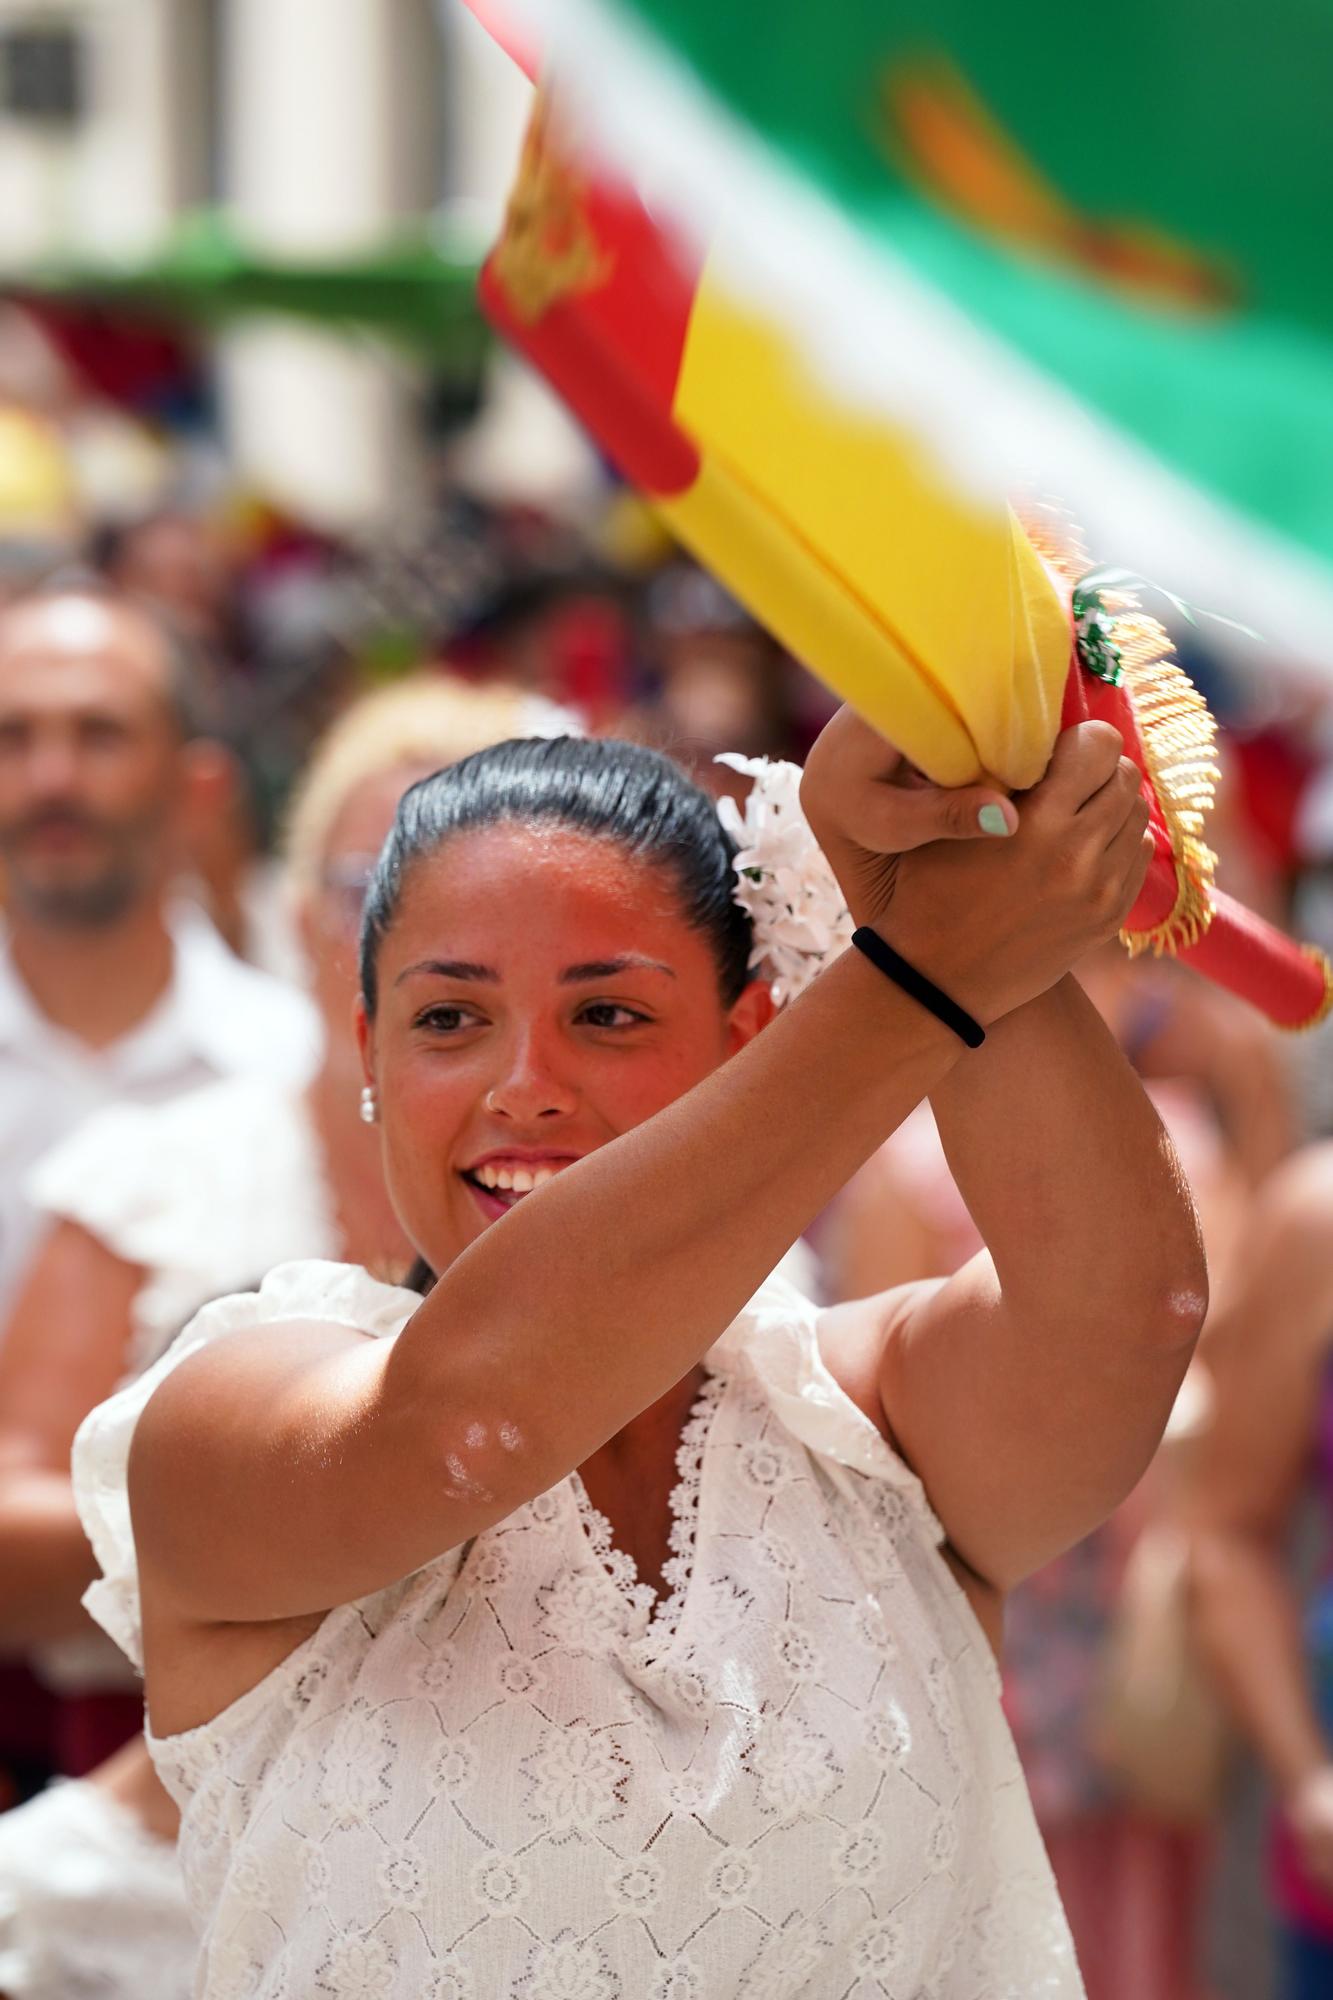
[71,1261,421,1673]
[239,1259,423,1339]
[129,1260,422,1367]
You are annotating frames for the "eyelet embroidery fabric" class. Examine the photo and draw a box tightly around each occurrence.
[72,1261,1083,1999]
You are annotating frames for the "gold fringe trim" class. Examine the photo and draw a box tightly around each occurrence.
[1292,945,1333,1032]
[1116,611,1219,957]
[1021,504,1220,960]
[1022,499,1092,577]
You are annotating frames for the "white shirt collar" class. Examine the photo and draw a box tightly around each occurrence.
[0,901,319,1085]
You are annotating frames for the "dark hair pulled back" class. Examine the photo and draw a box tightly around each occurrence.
[358,735,754,1022]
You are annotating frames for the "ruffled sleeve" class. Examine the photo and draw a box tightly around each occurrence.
[29,1096,175,1256]
[708,1272,946,1545]
[71,1261,421,1672]
[26,1079,335,1377]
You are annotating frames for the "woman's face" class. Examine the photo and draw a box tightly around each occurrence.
[357,822,773,1275]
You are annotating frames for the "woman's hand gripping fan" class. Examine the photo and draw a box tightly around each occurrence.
[800,706,1153,1027]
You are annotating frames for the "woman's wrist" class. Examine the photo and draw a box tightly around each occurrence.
[812,941,972,1081]
[850,927,986,1049]
[854,909,1014,1032]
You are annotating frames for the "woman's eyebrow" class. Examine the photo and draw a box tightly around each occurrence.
[395,959,499,986]
[560,956,675,983]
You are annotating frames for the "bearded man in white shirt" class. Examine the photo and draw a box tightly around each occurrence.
[0,580,318,1325]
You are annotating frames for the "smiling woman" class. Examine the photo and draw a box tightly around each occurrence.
[356,738,767,1262]
[73,714,1205,1998]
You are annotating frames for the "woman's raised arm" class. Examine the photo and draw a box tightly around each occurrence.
[855,971,1207,1595]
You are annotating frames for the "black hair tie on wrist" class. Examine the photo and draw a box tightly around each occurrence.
[850,926,986,1049]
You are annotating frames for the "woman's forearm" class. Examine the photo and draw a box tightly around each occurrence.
[1193,1530,1329,1795]
[390,948,966,1481]
[928,975,1206,1337]
[0,1472,100,1647]
[137,949,991,1630]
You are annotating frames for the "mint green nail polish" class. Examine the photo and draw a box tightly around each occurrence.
[978,803,1011,836]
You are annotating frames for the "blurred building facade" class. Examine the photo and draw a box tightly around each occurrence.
[0,0,530,523]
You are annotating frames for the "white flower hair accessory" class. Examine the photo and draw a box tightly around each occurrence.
[715,753,854,1007]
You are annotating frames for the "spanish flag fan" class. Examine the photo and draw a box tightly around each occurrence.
[468,13,1331,1028]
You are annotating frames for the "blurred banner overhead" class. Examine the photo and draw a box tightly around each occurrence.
[7,211,489,375]
[461,0,1333,674]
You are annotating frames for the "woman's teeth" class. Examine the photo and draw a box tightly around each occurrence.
[471,1163,562,1195]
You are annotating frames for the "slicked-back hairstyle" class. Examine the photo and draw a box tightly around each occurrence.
[359,736,754,1019]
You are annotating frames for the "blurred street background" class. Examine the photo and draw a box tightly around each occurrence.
[0,0,833,832]
[3,7,1333,1998]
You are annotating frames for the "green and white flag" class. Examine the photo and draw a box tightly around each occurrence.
[467,0,1333,671]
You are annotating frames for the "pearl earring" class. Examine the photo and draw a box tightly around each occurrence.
[359,1085,377,1125]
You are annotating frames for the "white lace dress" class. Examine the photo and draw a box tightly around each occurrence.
[0,1079,338,2000]
[73,1259,1082,2000]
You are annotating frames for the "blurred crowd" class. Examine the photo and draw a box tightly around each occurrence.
[3,294,1333,2000]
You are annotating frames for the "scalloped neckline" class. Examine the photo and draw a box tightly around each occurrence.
[568,1367,725,1654]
